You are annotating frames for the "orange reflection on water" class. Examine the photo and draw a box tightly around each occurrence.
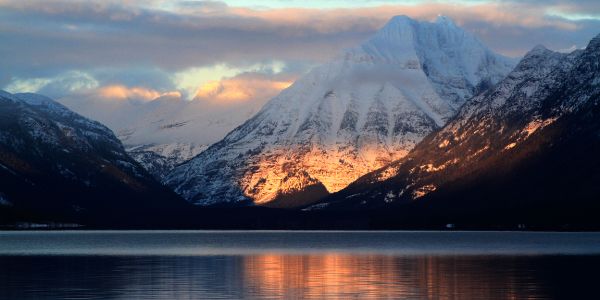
[242,254,547,300]
[244,254,407,299]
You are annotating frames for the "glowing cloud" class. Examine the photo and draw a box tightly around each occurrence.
[194,74,293,103]
[96,85,180,101]
[173,61,289,100]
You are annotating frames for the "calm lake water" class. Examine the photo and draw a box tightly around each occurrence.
[1,231,599,299]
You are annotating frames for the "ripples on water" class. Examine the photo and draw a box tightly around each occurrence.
[1,231,599,299]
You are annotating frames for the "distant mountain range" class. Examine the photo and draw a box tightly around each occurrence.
[1,16,599,229]
[166,16,515,208]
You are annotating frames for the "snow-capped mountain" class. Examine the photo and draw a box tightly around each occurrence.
[166,16,515,207]
[58,92,265,179]
[318,33,600,213]
[0,90,186,222]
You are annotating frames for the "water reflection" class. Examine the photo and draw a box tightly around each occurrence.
[242,254,546,299]
[3,254,597,299]
[2,231,600,299]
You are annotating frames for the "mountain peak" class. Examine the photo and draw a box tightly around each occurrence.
[378,15,459,34]
[374,15,415,38]
[435,15,456,26]
[511,45,563,76]
[526,44,551,56]
[364,15,470,61]
[385,15,413,26]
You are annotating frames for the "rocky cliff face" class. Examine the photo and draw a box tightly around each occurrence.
[166,16,515,207]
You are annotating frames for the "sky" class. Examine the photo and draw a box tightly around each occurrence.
[1,0,599,104]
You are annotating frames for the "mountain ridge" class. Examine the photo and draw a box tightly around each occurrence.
[315,33,600,216]
[0,90,188,225]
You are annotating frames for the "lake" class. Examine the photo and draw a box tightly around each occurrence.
[1,231,599,299]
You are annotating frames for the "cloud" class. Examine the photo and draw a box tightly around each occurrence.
[172,61,288,99]
[172,65,249,100]
[4,78,52,94]
[194,72,294,104]
[1,0,599,105]
[543,0,600,20]
[0,1,597,72]
[5,71,99,98]
[2,61,296,106]
[3,69,179,102]
[95,85,180,101]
